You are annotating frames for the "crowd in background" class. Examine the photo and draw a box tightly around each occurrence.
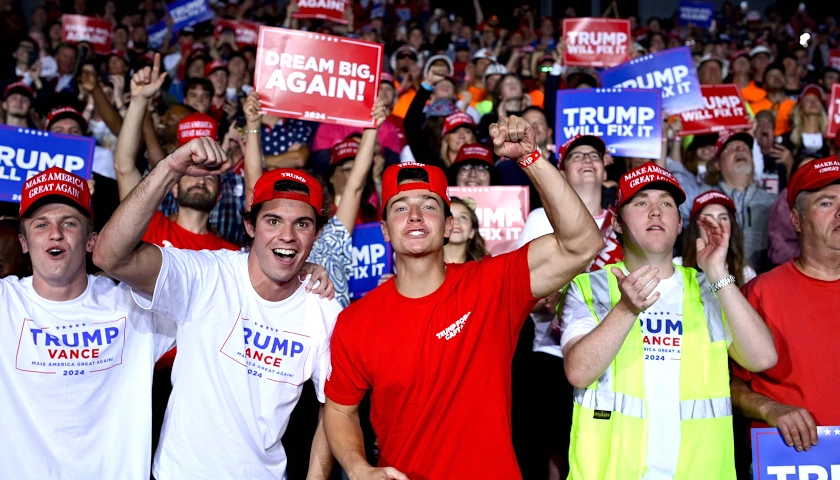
[1,0,839,478]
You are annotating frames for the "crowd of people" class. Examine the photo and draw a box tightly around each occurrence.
[1,0,839,479]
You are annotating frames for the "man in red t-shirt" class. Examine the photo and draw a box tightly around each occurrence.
[731,156,840,453]
[141,112,237,252]
[323,116,605,479]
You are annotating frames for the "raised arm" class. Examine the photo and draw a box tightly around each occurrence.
[114,54,168,200]
[695,215,777,371]
[93,138,229,295]
[335,98,386,235]
[242,91,263,212]
[488,116,603,298]
[79,64,123,135]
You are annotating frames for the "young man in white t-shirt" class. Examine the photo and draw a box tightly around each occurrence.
[559,161,777,479]
[93,138,340,479]
[0,167,176,479]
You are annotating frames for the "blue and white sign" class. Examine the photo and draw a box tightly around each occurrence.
[599,46,704,114]
[147,21,169,50]
[678,2,715,28]
[168,0,213,33]
[752,427,840,480]
[0,126,94,203]
[556,88,662,159]
[349,222,393,300]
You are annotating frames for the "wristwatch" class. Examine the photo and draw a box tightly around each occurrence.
[709,274,736,293]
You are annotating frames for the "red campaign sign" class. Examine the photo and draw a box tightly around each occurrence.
[830,49,840,70]
[563,18,631,68]
[255,27,382,128]
[828,84,840,138]
[214,19,259,48]
[447,186,530,256]
[292,0,349,25]
[61,14,113,55]
[677,84,751,136]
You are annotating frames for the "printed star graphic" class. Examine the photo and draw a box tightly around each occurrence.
[834,428,840,435]
[824,429,832,436]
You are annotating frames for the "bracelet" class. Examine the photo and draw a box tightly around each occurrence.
[244,129,260,135]
[516,146,542,169]
[709,274,736,293]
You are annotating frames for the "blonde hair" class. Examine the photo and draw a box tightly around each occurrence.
[440,129,476,167]
[789,103,827,150]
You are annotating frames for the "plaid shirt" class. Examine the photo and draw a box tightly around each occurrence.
[158,172,247,246]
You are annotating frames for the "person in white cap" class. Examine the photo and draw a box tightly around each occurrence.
[697,54,729,85]
[466,48,497,107]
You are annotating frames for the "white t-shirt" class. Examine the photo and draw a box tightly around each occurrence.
[560,267,732,480]
[134,247,341,480]
[0,275,175,479]
[519,207,606,354]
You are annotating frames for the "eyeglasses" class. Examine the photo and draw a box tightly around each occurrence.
[539,65,553,73]
[458,164,490,175]
[566,152,603,163]
[723,143,750,154]
[397,53,417,60]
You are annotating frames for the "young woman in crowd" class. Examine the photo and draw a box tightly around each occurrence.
[442,197,490,264]
[677,190,756,286]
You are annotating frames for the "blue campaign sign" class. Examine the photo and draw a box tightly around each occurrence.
[147,21,169,49]
[0,126,94,203]
[556,88,662,160]
[167,0,213,34]
[349,222,393,300]
[599,46,704,114]
[678,2,715,28]
[752,427,840,479]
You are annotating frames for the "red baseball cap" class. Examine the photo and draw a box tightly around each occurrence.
[330,140,359,166]
[204,59,229,77]
[19,166,93,220]
[690,190,736,220]
[381,162,450,211]
[616,161,686,209]
[178,113,218,146]
[441,112,476,136]
[558,134,606,168]
[715,130,754,158]
[45,106,88,134]
[798,84,824,104]
[787,156,840,206]
[380,72,395,86]
[4,81,34,101]
[452,143,494,167]
[252,169,324,215]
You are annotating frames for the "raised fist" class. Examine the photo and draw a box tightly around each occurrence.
[488,115,537,160]
[244,91,262,129]
[166,137,230,178]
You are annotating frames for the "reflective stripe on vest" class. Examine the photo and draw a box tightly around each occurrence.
[680,397,732,420]
[574,387,644,419]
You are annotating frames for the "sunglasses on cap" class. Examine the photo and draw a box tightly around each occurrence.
[397,52,417,60]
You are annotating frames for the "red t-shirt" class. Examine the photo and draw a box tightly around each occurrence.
[326,245,537,479]
[733,261,840,428]
[142,211,237,252]
[143,211,237,368]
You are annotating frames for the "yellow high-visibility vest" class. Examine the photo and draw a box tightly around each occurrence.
[567,263,735,480]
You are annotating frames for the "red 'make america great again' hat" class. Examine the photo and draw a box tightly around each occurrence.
[616,161,686,209]
[19,167,93,219]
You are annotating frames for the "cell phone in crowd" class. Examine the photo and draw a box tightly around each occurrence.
[775,136,784,144]
[27,50,38,68]
[73,45,90,79]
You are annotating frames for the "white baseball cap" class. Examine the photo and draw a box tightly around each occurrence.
[471,48,496,63]
[749,45,773,59]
